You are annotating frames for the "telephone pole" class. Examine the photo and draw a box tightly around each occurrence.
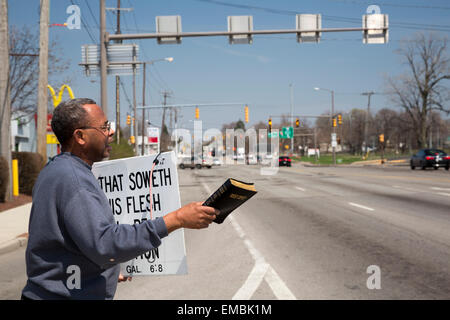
[362,91,374,155]
[0,0,12,201]
[106,0,133,144]
[289,84,294,155]
[115,0,122,144]
[37,0,49,164]
[100,0,108,115]
[160,90,172,152]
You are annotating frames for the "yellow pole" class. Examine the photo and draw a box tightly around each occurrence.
[12,159,19,197]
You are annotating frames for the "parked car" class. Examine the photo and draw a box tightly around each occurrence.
[278,156,292,167]
[410,149,450,170]
[179,156,212,169]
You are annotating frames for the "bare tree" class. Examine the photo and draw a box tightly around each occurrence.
[9,25,71,116]
[387,32,450,148]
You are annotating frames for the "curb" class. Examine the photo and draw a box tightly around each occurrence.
[0,236,28,256]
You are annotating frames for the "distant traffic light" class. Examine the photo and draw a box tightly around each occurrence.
[130,136,135,144]
[295,118,300,128]
[132,117,135,125]
[126,115,131,125]
[337,114,342,125]
[268,118,272,130]
[245,105,249,123]
[332,118,337,127]
[195,107,199,119]
[379,134,384,143]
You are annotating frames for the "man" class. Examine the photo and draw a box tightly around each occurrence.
[21,98,218,300]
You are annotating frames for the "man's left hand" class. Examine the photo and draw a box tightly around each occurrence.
[118,272,132,282]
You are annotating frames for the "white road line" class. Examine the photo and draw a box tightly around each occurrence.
[264,265,297,300]
[348,202,375,211]
[201,182,296,300]
[295,186,306,192]
[436,192,450,197]
[431,187,450,191]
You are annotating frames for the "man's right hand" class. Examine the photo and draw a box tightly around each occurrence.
[163,202,219,233]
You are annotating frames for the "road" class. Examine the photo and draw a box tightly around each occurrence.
[1,162,450,299]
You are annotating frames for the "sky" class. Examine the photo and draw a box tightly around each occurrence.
[6,0,450,131]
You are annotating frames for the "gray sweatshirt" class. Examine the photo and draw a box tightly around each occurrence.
[22,152,168,299]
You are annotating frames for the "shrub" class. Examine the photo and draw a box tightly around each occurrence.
[12,152,44,196]
[0,156,8,202]
[109,136,135,160]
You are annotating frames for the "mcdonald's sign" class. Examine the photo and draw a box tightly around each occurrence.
[47,84,75,108]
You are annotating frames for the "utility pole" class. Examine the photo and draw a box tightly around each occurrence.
[100,0,108,115]
[133,61,137,155]
[289,84,294,156]
[160,90,172,152]
[331,89,335,165]
[37,0,49,164]
[105,2,133,144]
[362,91,374,155]
[115,0,121,144]
[141,62,146,155]
[0,0,12,201]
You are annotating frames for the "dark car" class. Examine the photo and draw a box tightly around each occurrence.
[278,156,292,167]
[410,149,450,170]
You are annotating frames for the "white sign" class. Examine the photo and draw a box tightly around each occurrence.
[147,127,159,144]
[91,151,187,276]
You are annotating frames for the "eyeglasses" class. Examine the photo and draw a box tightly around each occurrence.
[77,121,112,134]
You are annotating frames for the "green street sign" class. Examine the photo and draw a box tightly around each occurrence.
[280,127,293,139]
[268,131,279,138]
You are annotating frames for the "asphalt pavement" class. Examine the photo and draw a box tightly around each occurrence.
[1,162,449,299]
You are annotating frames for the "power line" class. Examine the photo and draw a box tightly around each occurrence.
[84,0,99,29]
[324,0,450,11]
[193,0,450,32]
[69,0,97,44]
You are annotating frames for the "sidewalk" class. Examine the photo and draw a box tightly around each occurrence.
[0,203,31,255]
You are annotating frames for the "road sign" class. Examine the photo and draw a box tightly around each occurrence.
[268,131,278,138]
[147,127,160,144]
[331,133,337,147]
[280,127,293,139]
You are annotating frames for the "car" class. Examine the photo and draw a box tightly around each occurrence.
[179,156,212,169]
[278,156,292,167]
[410,149,450,170]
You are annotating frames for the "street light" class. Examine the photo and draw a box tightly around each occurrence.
[314,87,336,165]
[140,57,174,156]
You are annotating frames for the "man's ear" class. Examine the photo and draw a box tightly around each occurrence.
[73,129,87,146]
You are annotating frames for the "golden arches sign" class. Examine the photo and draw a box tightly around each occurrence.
[47,84,75,108]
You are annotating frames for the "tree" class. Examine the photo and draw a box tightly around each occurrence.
[9,25,70,115]
[387,32,450,148]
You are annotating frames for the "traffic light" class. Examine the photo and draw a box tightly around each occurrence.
[130,135,135,144]
[295,118,300,128]
[244,105,249,123]
[132,117,135,125]
[379,134,384,143]
[268,118,272,130]
[332,118,337,127]
[195,107,199,119]
[126,115,131,125]
[337,114,342,125]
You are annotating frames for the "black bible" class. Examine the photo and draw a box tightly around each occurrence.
[203,178,257,224]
